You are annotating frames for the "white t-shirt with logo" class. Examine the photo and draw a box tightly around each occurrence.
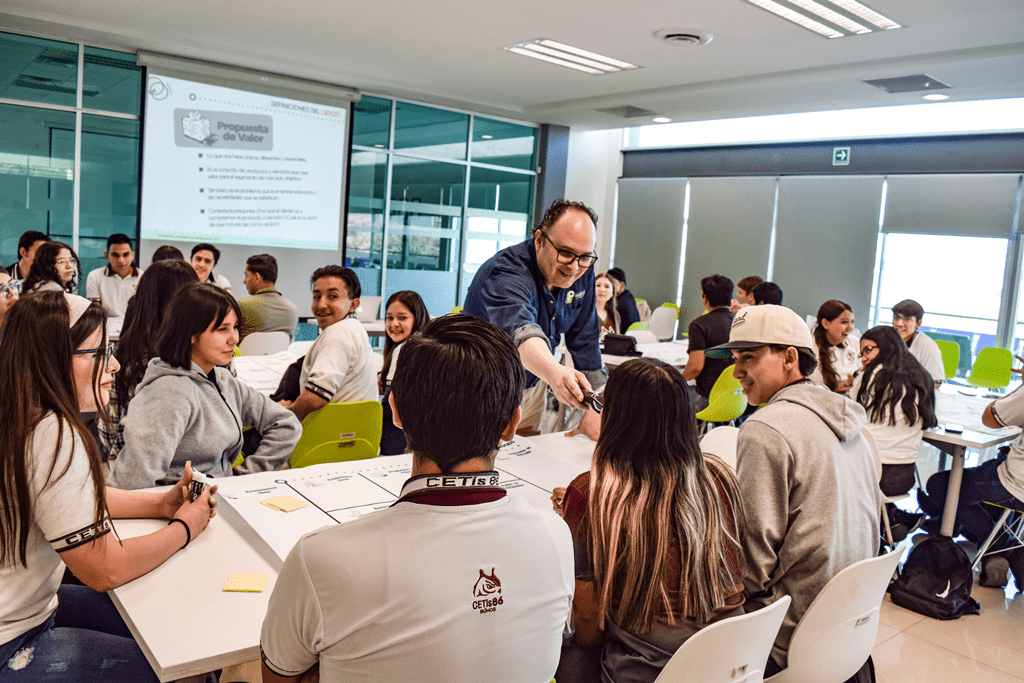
[260,478,574,683]
[989,385,1024,503]
[86,266,142,318]
[0,414,112,645]
[810,334,861,391]
[299,316,377,404]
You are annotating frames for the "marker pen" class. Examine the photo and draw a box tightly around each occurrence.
[189,471,208,502]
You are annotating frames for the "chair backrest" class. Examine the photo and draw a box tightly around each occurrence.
[768,550,903,683]
[636,299,653,323]
[649,306,679,341]
[294,321,320,342]
[968,346,1012,389]
[238,331,291,356]
[695,390,748,425]
[627,329,659,344]
[859,427,883,482]
[926,331,973,377]
[700,426,740,471]
[708,364,741,403]
[627,321,649,332]
[934,340,960,380]
[655,595,791,683]
[290,400,383,468]
[355,295,381,322]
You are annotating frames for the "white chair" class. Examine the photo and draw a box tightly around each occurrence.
[355,295,381,322]
[636,299,653,323]
[700,426,740,471]
[655,595,791,683]
[765,549,903,683]
[238,331,290,356]
[649,306,679,341]
[627,329,659,344]
[287,340,315,356]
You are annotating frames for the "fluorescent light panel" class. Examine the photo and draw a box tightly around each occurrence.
[745,0,900,38]
[504,39,639,75]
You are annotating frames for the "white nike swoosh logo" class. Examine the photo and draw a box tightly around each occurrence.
[937,581,951,598]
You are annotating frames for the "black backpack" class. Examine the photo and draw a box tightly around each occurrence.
[889,535,980,619]
[601,334,641,357]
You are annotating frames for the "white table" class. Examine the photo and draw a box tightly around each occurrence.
[108,434,589,681]
[924,387,1019,537]
[232,351,299,396]
[604,340,689,368]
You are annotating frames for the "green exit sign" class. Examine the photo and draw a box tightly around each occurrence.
[833,147,851,166]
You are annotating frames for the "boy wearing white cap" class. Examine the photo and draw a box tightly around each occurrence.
[707,305,880,675]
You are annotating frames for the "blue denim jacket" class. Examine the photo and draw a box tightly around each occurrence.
[463,238,604,388]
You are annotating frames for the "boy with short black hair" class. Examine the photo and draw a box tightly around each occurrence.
[892,299,944,383]
[683,274,735,411]
[260,315,574,683]
[85,233,141,317]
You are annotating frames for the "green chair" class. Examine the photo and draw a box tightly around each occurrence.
[696,365,747,426]
[934,340,960,380]
[450,305,464,315]
[928,331,973,378]
[290,400,383,468]
[967,347,1013,390]
[707,364,741,403]
[626,322,649,332]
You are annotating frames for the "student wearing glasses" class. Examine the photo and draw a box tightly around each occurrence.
[463,199,606,435]
[0,265,20,319]
[109,282,300,490]
[23,240,81,294]
[891,299,945,385]
[0,291,217,681]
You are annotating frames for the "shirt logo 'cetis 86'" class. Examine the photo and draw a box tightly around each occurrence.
[472,568,503,614]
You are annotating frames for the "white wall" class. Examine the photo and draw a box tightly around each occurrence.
[565,129,623,266]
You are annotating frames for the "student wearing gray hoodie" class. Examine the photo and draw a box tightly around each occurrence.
[707,304,880,675]
[110,283,300,490]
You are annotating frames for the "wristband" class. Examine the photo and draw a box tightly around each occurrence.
[168,518,191,549]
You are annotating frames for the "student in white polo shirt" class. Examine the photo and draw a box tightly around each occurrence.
[892,299,945,385]
[85,233,142,318]
[261,315,574,683]
[279,266,376,422]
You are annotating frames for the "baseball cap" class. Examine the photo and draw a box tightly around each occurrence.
[706,304,816,359]
[607,267,626,284]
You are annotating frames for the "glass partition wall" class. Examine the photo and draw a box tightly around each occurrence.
[0,32,142,293]
[346,95,537,317]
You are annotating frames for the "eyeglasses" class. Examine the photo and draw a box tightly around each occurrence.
[0,280,21,300]
[537,231,598,268]
[859,345,878,358]
[73,341,116,368]
[892,314,916,324]
[56,257,78,267]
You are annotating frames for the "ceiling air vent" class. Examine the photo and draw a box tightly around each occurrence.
[653,29,713,47]
[863,74,952,94]
[596,106,661,118]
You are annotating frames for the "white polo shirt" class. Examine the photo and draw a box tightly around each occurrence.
[86,265,142,318]
[299,316,377,404]
[810,334,861,391]
[851,365,926,466]
[0,414,112,645]
[908,332,945,382]
[989,385,1024,503]
[261,474,574,683]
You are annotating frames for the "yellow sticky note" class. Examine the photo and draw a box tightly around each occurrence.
[223,573,268,593]
[261,496,309,512]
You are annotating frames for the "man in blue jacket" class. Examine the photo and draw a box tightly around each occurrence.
[464,199,606,434]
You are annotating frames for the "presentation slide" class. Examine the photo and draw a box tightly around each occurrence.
[140,73,347,250]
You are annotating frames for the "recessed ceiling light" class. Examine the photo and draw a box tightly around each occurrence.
[923,93,950,101]
[652,117,672,123]
[480,134,493,139]
[744,0,900,38]
[503,39,641,74]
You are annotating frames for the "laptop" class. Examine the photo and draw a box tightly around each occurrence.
[356,295,381,322]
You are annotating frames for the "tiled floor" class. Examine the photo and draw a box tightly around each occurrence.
[873,440,1024,683]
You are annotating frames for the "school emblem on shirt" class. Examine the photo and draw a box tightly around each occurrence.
[472,568,503,614]
[566,290,575,304]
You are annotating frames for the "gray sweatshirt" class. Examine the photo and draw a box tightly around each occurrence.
[109,358,301,490]
[736,380,880,669]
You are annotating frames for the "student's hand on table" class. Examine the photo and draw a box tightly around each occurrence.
[566,407,602,442]
[162,461,219,521]
[551,487,567,517]
[548,365,590,409]
[1012,354,1024,374]
[174,484,218,540]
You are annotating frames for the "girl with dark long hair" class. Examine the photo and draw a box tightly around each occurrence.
[379,290,431,455]
[0,291,216,680]
[23,240,81,295]
[811,299,859,393]
[853,325,937,535]
[594,272,621,337]
[554,358,744,682]
[99,259,199,459]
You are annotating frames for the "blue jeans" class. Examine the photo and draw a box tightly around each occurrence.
[920,455,1023,546]
[0,585,157,682]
